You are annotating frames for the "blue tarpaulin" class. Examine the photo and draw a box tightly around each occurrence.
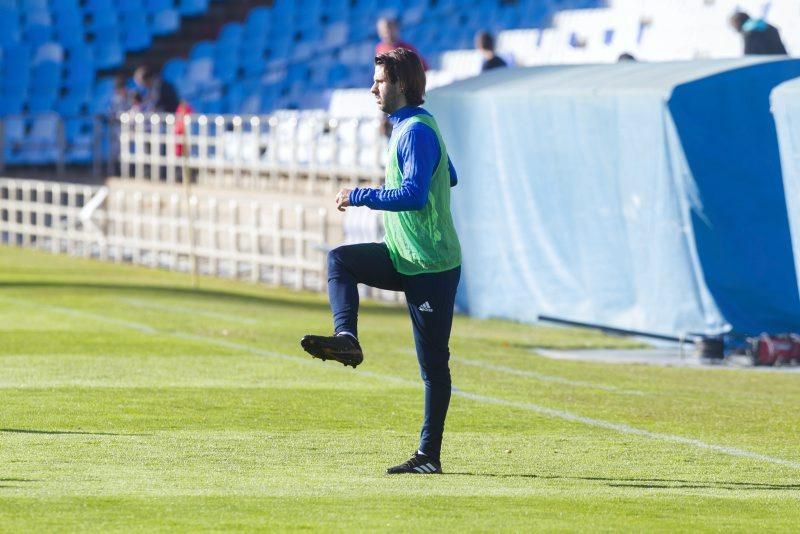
[772,78,800,314]
[426,57,800,337]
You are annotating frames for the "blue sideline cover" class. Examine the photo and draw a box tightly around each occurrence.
[773,78,800,308]
[427,58,800,337]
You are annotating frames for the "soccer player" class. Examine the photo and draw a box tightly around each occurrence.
[301,48,461,475]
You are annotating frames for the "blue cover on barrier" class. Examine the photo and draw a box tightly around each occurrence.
[426,58,800,337]
[773,78,800,310]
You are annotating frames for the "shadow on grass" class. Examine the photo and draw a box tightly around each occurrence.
[0,281,403,316]
[447,473,800,491]
[1,428,149,437]
[0,478,37,490]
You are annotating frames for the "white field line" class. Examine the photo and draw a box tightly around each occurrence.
[118,297,259,325]
[0,296,158,334]
[4,295,800,470]
[454,357,647,396]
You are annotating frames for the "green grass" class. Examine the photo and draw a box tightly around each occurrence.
[0,246,798,532]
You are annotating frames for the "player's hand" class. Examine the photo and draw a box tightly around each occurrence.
[335,188,352,212]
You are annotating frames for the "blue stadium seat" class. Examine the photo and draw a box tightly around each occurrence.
[119,0,145,14]
[0,97,25,117]
[24,24,54,49]
[178,0,208,17]
[54,21,86,47]
[51,0,81,13]
[243,6,271,48]
[162,58,187,85]
[25,112,61,163]
[33,42,65,65]
[56,94,86,116]
[213,41,239,83]
[321,0,349,22]
[121,11,152,51]
[89,77,114,114]
[31,61,61,92]
[65,61,94,91]
[2,116,27,163]
[0,9,21,46]
[327,64,349,87]
[85,0,115,12]
[218,22,243,46]
[87,5,118,32]
[28,94,57,113]
[323,21,349,48]
[65,116,94,163]
[22,8,52,27]
[241,50,266,77]
[21,0,49,11]
[152,9,180,36]
[146,0,173,14]
[92,28,124,69]
[190,40,215,60]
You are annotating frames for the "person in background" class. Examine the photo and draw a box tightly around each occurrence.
[131,64,180,113]
[375,16,429,70]
[475,31,508,72]
[174,100,194,157]
[730,11,787,55]
[617,52,637,62]
[109,74,132,115]
[375,17,429,138]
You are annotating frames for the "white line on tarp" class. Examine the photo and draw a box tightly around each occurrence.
[4,295,799,470]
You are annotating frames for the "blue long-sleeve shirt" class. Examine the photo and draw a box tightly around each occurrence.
[349,106,458,211]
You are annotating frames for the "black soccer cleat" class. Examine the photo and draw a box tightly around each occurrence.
[386,452,442,474]
[301,333,364,368]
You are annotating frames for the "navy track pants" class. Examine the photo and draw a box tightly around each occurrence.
[327,242,460,460]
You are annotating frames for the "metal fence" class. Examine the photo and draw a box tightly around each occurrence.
[0,178,100,256]
[0,178,331,291]
[118,110,388,193]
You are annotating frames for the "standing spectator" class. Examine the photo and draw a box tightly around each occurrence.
[174,99,194,157]
[730,11,787,55]
[475,31,507,72]
[109,74,132,115]
[131,65,181,113]
[375,17,429,70]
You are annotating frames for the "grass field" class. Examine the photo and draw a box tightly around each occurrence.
[0,246,798,532]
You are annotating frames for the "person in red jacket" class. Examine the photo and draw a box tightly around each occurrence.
[375,17,429,71]
[174,100,193,157]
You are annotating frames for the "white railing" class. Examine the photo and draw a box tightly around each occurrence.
[118,110,388,193]
[0,114,118,179]
[0,178,331,291]
[0,178,100,256]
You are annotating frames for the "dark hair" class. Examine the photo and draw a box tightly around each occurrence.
[375,47,426,106]
[475,31,495,51]
[730,11,749,31]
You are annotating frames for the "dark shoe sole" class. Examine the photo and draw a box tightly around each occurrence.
[301,335,363,368]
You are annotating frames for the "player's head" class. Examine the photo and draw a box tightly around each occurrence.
[730,11,750,32]
[372,48,426,114]
[377,17,400,45]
